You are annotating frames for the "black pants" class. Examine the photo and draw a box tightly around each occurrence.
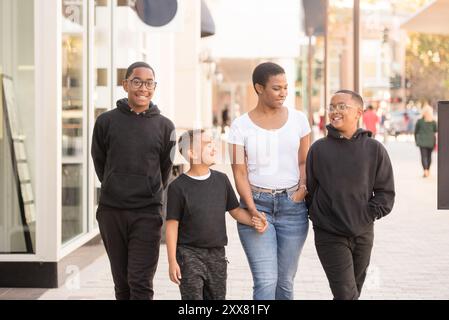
[314,225,374,300]
[177,245,227,300]
[419,147,433,170]
[96,206,162,300]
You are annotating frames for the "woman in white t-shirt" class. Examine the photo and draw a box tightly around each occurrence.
[228,62,311,300]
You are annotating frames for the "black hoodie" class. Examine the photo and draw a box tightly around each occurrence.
[91,98,175,213]
[305,125,395,237]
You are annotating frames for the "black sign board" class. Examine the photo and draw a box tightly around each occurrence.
[134,0,178,27]
[438,101,449,210]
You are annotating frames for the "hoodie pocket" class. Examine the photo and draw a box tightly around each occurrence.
[104,173,153,203]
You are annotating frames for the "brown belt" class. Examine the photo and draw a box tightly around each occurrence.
[250,184,299,195]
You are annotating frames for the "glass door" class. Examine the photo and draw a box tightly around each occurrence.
[0,0,36,254]
[61,0,88,244]
[89,0,113,229]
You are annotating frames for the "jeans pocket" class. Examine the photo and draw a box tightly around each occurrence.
[252,190,261,200]
[287,189,302,203]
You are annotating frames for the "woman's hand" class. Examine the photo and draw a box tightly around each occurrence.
[289,186,307,203]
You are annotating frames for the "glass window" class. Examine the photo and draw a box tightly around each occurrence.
[0,0,36,254]
[92,0,113,227]
[62,0,87,244]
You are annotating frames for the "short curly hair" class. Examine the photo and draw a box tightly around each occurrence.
[178,129,205,161]
[252,62,285,95]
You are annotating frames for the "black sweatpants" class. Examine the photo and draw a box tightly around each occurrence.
[177,245,227,300]
[314,225,374,300]
[96,206,162,300]
[419,147,433,170]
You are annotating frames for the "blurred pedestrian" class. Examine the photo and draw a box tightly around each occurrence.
[221,104,230,133]
[414,105,437,178]
[403,112,410,135]
[306,90,395,300]
[362,105,379,138]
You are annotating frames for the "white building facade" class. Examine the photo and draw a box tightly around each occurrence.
[0,0,214,287]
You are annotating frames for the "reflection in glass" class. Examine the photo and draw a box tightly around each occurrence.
[93,0,112,227]
[62,164,83,243]
[62,0,85,243]
[0,0,36,253]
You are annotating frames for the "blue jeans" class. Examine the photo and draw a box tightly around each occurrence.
[238,190,309,300]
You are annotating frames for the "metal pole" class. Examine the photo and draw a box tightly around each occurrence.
[307,27,314,141]
[323,0,329,136]
[354,0,360,94]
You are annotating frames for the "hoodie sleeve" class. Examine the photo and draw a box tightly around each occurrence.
[160,119,176,189]
[368,144,395,220]
[305,145,317,210]
[91,116,107,182]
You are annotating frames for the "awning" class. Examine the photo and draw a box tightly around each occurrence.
[132,0,215,37]
[134,0,178,27]
[201,0,216,38]
[401,0,449,35]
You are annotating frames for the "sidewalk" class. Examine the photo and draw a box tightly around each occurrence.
[1,140,448,300]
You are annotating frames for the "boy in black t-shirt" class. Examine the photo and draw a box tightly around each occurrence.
[166,129,267,300]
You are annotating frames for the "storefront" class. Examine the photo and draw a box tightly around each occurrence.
[1,0,214,288]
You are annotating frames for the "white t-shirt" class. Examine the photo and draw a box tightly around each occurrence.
[185,171,211,180]
[228,108,311,189]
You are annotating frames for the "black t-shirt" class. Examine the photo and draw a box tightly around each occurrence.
[166,170,240,248]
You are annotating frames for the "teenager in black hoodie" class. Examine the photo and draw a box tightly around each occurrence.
[306,90,395,300]
[91,62,175,300]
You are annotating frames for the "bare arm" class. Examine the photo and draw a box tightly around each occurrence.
[166,219,181,285]
[229,207,268,233]
[291,134,311,202]
[229,143,259,217]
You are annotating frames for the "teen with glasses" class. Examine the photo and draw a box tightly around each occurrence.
[306,89,395,300]
[92,61,175,300]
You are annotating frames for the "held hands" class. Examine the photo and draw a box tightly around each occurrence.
[251,211,268,233]
[169,262,182,285]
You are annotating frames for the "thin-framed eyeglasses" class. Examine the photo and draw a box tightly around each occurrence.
[326,103,354,113]
[128,78,157,90]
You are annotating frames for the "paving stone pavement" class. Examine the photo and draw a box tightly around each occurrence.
[1,139,449,300]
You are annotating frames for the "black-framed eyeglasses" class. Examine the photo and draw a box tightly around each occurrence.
[128,78,157,90]
[327,103,354,113]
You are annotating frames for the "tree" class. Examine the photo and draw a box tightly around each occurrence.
[405,32,449,107]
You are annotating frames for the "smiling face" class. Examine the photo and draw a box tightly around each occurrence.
[328,93,363,134]
[255,73,288,109]
[198,131,217,166]
[122,67,155,110]
[183,130,217,166]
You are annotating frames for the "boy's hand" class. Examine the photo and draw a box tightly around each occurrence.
[252,212,268,233]
[169,262,182,285]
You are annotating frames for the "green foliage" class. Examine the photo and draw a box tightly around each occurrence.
[406,32,449,106]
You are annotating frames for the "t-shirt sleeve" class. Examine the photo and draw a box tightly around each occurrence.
[228,119,245,146]
[224,174,240,212]
[166,182,184,221]
[297,111,312,138]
